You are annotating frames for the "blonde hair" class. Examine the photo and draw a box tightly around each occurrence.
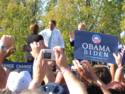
[78,23,86,30]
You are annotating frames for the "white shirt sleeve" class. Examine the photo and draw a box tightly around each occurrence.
[57,30,65,48]
[70,38,74,42]
[39,30,43,35]
[39,29,49,47]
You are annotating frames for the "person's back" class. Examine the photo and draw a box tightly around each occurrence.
[24,23,41,62]
[27,23,40,45]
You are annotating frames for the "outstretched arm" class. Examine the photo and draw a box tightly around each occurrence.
[73,60,111,94]
[29,42,48,89]
[113,53,124,82]
[54,47,87,94]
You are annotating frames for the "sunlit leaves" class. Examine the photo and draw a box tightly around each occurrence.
[0,0,40,62]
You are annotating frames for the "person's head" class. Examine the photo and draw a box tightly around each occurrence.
[87,83,103,94]
[0,35,15,58]
[30,35,46,58]
[48,20,56,30]
[107,81,125,94]
[29,23,39,34]
[78,23,86,31]
[6,70,32,94]
[94,65,111,84]
[30,35,45,46]
[30,35,45,48]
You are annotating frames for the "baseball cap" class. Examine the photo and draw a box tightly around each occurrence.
[6,71,32,93]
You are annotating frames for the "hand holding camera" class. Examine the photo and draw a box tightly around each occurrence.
[0,35,15,49]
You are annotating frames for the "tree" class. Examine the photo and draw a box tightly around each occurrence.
[0,0,41,62]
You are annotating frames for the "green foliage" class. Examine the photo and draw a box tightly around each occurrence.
[0,0,125,63]
[0,0,40,62]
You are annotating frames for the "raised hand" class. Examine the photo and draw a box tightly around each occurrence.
[30,42,43,58]
[29,50,48,89]
[54,46,67,69]
[73,60,98,82]
[113,53,122,67]
[0,35,15,49]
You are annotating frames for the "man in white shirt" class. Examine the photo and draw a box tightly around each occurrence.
[39,20,64,79]
[39,20,64,49]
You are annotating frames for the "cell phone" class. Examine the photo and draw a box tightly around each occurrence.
[41,49,55,61]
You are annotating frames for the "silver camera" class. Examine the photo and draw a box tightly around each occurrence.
[41,49,55,61]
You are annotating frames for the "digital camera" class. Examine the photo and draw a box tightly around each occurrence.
[41,49,55,61]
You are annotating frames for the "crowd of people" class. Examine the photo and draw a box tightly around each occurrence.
[0,20,125,94]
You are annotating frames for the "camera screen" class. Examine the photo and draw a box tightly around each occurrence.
[43,52,51,59]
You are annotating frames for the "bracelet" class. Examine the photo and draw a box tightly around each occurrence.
[61,67,69,74]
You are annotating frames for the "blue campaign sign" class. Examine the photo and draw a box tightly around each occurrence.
[74,31,118,63]
[3,62,33,74]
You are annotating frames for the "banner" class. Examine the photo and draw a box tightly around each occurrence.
[3,62,33,74]
[74,31,118,63]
